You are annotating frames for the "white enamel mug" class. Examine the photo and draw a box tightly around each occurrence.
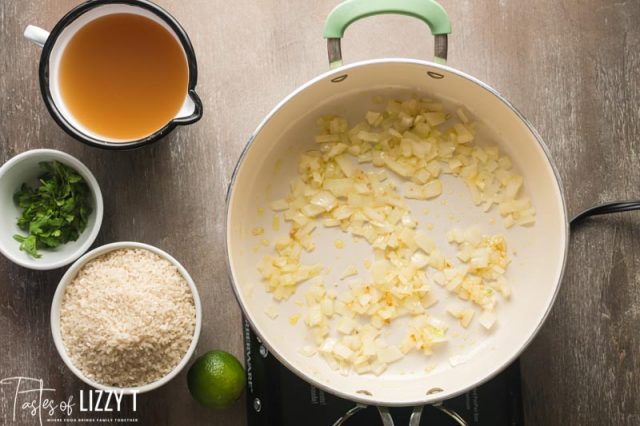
[24,0,202,150]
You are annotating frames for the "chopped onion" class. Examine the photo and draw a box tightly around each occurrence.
[310,191,337,211]
[479,310,497,330]
[265,304,278,319]
[256,96,530,374]
[377,345,403,364]
[446,305,474,328]
[340,265,358,279]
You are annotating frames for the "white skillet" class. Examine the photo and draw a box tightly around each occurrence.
[226,1,568,424]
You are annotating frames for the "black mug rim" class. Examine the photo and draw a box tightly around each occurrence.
[38,0,203,151]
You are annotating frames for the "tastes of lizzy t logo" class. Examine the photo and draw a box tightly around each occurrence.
[0,377,138,425]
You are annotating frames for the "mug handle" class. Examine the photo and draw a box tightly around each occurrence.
[24,25,50,48]
[322,0,451,68]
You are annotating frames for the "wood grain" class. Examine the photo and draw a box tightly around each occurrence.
[1,0,639,425]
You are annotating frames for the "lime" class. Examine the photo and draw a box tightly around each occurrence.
[187,350,246,409]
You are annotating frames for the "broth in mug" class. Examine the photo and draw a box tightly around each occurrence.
[58,13,188,141]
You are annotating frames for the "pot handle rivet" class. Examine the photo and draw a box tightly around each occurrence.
[331,74,348,83]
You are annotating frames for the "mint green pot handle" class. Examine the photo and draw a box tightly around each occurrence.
[323,0,451,68]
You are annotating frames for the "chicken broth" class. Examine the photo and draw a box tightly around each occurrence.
[58,13,188,141]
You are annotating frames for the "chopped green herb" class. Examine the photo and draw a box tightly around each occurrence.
[13,161,93,258]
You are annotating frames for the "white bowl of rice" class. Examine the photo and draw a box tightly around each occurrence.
[51,242,202,394]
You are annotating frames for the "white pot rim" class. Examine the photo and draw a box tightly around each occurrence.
[224,58,569,406]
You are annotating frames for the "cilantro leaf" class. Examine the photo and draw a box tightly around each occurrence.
[12,161,93,258]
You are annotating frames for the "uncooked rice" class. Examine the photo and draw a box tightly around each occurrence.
[60,248,196,387]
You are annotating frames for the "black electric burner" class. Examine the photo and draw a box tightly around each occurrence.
[244,320,524,426]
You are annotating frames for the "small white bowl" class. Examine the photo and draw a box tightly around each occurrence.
[51,242,203,394]
[0,149,103,270]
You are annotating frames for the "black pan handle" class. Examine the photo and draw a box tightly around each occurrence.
[571,200,640,226]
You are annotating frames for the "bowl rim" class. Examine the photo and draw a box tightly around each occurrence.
[0,149,104,270]
[50,241,203,394]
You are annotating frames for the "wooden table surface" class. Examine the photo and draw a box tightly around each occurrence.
[1,1,639,425]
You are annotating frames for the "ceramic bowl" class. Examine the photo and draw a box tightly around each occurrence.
[0,149,103,270]
[50,241,203,394]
